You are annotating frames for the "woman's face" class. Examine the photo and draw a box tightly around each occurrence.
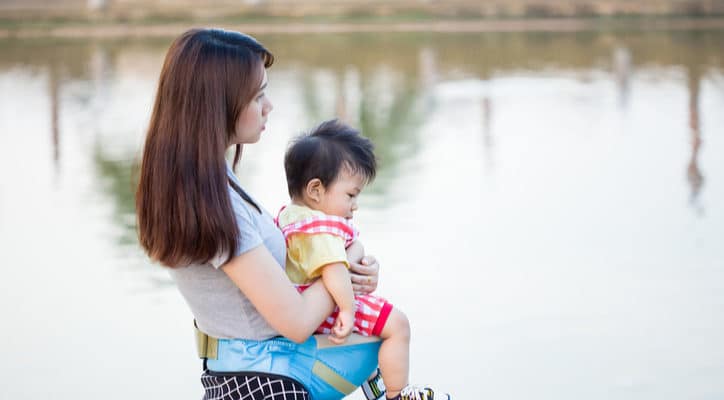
[232,68,273,145]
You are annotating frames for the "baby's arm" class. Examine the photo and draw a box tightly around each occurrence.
[346,240,365,264]
[321,262,355,344]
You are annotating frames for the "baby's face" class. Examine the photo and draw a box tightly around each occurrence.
[317,168,366,220]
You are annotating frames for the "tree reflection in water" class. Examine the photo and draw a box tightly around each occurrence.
[264,33,430,200]
[2,28,722,273]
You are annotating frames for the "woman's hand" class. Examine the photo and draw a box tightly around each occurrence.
[349,255,380,295]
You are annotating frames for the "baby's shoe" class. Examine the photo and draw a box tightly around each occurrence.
[392,385,451,400]
[361,368,386,400]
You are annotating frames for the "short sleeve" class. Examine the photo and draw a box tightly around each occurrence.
[287,233,349,279]
[209,192,264,269]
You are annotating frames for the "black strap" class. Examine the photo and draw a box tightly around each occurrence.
[228,178,261,214]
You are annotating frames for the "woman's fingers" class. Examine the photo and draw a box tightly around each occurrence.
[349,255,380,294]
[351,284,364,295]
[350,272,376,284]
[351,279,376,295]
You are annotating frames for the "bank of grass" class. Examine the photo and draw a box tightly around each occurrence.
[2,12,724,38]
[0,11,491,29]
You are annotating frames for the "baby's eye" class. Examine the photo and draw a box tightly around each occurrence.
[256,92,265,101]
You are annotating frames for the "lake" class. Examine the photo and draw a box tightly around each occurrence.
[1,29,723,399]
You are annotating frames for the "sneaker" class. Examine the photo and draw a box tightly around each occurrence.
[361,368,386,400]
[397,385,451,400]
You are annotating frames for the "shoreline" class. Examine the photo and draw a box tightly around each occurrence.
[3,17,724,39]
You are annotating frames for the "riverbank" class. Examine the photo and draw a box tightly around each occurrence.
[3,16,724,39]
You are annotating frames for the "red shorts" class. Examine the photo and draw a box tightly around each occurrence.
[296,284,393,337]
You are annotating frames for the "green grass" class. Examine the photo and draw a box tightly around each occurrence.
[1,11,723,34]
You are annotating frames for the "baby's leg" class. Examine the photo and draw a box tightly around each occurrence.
[377,308,410,399]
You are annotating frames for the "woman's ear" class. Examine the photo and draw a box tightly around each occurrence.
[305,178,324,203]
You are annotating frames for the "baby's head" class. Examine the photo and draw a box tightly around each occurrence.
[284,119,376,219]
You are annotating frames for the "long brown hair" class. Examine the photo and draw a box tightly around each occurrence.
[136,28,274,268]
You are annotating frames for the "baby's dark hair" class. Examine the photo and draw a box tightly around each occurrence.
[284,119,376,199]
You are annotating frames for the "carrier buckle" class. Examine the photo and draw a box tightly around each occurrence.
[194,321,218,359]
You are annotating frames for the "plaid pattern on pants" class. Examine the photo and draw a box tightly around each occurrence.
[201,371,309,400]
[297,284,393,337]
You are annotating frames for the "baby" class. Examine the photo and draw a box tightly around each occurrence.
[277,119,449,400]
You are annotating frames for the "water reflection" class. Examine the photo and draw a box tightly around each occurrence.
[1,30,724,399]
[271,33,430,197]
[612,46,631,109]
[49,59,61,167]
[686,65,705,214]
[3,32,721,211]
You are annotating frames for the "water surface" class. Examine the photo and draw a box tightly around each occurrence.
[1,30,723,399]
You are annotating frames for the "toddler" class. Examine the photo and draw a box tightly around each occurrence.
[277,119,450,400]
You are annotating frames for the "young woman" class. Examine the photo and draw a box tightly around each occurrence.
[136,28,384,400]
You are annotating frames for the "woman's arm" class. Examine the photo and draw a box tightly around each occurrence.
[221,245,335,343]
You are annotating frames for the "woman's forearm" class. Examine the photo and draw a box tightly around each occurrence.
[221,246,335,342]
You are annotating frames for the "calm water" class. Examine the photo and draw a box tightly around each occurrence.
[1,30,723,399]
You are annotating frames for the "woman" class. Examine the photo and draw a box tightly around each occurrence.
[136,28,384,400]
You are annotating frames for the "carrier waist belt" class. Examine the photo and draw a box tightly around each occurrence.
[195,324,380,400]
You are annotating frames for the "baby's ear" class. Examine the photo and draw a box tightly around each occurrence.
[305,178,324,203]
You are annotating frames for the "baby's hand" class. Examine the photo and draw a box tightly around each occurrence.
[329,309,354,344]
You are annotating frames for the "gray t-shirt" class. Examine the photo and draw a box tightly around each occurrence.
[169,165,286,340]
